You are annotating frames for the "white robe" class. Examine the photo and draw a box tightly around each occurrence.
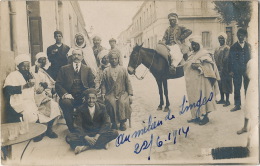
[4,71,38,123]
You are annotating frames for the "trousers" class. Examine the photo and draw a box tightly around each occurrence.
[233,72,249,106]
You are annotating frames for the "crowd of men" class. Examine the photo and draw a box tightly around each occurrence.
[3,12,253,155]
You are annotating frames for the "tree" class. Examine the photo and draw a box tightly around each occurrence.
[213,1,252,29]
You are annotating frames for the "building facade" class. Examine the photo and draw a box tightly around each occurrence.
[118,1,237,56]
[0,1,90,122]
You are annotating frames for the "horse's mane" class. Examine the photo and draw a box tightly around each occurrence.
[141,47,156,53]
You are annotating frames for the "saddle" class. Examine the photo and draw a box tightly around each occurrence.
[155,43,184,79]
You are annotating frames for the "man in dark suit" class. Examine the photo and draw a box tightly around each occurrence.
[66,88,119,154]
[56,49,95,132]
[228,28,251,112]
[47,31,70,80]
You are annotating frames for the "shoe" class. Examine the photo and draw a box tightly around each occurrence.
[223,101,230,107]
[33,134,44,142]
[46,130,58,138]
[237,128,247,135]
[111,123,118,130]
[230,106,241,112]
[199,116,209,125]
[187,118,199,124]
[119,123,127,131]
[74,146,90,155]
[217,100,225,104]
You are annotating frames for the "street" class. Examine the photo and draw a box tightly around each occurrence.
[5,58,252,165]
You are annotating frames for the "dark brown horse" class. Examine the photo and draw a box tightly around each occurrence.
[127,44,184,112]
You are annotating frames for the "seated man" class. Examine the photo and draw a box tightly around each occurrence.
[4,54,60,141]
[56,49,95,132]
[66,88,119,154]
[101,50,133,131]
[161,13,192,72]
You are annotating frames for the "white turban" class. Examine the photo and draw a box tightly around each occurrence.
[98,49,109,61]
[15,54,31,67]
[189,35,203,48]
[35,52,51,69]
[74,33,86,48]
[218,32,227,40]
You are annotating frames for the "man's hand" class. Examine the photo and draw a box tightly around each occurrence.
[191,63,200,70]
[36,86,45,94]
[129,95,133,104]
[51,49,58,54]
[229,72,234,77]
[84,135,97,146]
[41,97,51,105]
[23,82,35,89]
[63,94,74,99]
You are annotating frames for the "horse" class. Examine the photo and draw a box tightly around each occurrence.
[127,43,184,112]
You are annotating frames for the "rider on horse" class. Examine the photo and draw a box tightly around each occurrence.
[161,13,192,73]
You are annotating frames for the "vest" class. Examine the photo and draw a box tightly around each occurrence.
[70,70,85,99]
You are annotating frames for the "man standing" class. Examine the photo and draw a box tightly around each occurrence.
[56,49,95,132]
[47,31,70,80]
[109,38,123,66]
[66,88,119,154]
[228,28,251,112]
[162,13,192,70]
[92,36,104,67]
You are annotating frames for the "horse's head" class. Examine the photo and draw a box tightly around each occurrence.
[127,43,143,75]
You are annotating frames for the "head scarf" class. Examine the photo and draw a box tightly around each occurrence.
[108,49,120,59]
[35,52,51,70]
[83,88,97,98]
[54,30,63,37]
[92,36,101,41]
[74,33,86,48]
[109,38,116,43]
[98,49,109,61]
[168,13,178,19]
[218,32,227,40]
[15,54,31,68]
[189,35,203,48]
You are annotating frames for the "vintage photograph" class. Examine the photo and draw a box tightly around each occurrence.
[0,0,258,165]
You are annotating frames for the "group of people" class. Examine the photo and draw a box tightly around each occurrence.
[3,11,254,155]
[162,13,252,131]
[4,30,133,154]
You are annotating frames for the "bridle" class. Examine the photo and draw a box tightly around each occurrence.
[133,47,155,80]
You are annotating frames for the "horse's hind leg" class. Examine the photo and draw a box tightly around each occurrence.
[156,79,164,110]
[163,79,170,112]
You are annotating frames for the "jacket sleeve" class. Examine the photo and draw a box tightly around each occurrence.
[125,69,133,96]
[162,28,169,44]
[99,105,111,134]
[55,67,68,98]
[87,68,95,89]
[179,26,192,41]
[228,46,234,73]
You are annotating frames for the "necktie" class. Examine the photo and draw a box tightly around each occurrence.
[75,63,79,73]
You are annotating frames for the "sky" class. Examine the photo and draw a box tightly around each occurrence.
[79,1,143,48]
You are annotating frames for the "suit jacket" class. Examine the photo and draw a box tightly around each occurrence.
[75,102,111,134]
[47,43,70,80]
[162,25,192,45]
[228,41,251,74]
[55,64,95,98]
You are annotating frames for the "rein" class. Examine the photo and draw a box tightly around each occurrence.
[134,48,155,80]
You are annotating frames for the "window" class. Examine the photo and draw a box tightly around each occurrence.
[202,31,211,48]
[226,27,233,46]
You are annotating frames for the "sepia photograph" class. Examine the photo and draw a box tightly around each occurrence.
[0,0,259,165]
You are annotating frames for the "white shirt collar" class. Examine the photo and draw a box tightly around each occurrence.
[56,43,62,47]
[238,41,245,48]
[73,62,81,72]
[88,105,95,119]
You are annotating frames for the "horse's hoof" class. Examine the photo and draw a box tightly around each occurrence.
[157,106,163,111]
[163,107,170,112]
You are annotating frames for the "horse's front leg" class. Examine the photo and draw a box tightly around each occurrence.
[163,79,170,112]
[156,79,164,110]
